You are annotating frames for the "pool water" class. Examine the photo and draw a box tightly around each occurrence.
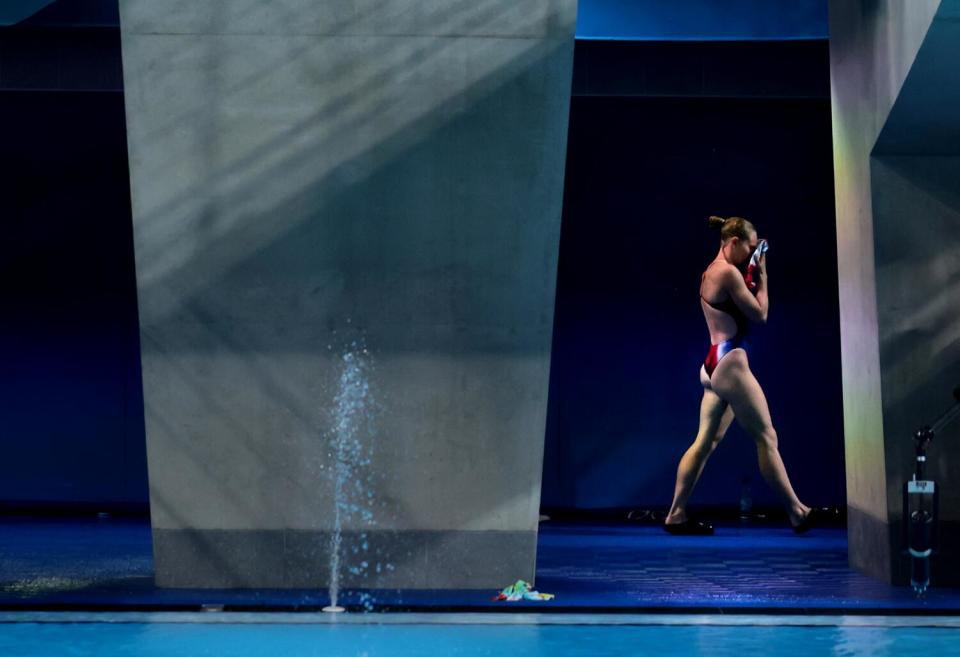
[1,614,958,657]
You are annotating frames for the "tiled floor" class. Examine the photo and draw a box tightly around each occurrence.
[0,516,957,612]
[533,521,954,611]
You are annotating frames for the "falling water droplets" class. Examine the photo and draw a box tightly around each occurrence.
[325,339,381,612]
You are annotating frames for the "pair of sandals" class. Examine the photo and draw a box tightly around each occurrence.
[662,507,837,536]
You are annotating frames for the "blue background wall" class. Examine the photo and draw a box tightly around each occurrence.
[540,39,845,512]
[577,0,828,41]
[0,0,146,509]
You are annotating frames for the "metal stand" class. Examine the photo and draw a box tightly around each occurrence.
[903,388,960,595]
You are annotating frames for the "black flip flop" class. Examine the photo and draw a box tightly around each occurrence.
[663,519,714,535]
[792,507,836,534]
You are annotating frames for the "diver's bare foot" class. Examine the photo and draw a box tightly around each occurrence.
[664,511,687,526]
[788,504,810,528]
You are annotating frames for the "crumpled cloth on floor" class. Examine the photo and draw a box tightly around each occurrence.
[493,579,555,601]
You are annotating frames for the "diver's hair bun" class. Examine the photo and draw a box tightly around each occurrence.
[707,215,727,230]
[710,215,755,241]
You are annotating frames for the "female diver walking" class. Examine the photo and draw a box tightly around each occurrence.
[663,215,827,535]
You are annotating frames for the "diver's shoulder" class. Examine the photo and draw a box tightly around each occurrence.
[704,260,738,278]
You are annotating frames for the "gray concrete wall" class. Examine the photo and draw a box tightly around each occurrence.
[830,0,960,584]
[872,157,960,559]
[119,0,576,588]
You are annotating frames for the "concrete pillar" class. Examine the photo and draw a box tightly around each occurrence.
[119,0,576,588]
[830,0,960,585]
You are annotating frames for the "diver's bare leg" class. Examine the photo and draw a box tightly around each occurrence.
[710,350,809,525]
[665,376,734,524]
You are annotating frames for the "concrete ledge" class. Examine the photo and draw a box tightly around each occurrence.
[153,529,536,589]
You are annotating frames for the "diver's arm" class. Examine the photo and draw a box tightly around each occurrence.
[721,263,768,324]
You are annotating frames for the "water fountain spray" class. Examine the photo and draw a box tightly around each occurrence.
[323,344,375,612]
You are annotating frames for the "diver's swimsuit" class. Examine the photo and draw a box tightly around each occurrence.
[701,264,749,378]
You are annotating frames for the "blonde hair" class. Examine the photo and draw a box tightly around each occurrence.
[708,215,755,241]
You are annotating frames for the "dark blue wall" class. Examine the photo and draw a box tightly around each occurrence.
[577,0,829,41]
[6,0,117,26]
[541,39,845,512]
[0,92,146,508]
[0,3,145,509]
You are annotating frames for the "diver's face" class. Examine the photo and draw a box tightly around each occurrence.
[731,231,758,266]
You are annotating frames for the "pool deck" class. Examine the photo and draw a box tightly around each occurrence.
[1,516,958,614]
